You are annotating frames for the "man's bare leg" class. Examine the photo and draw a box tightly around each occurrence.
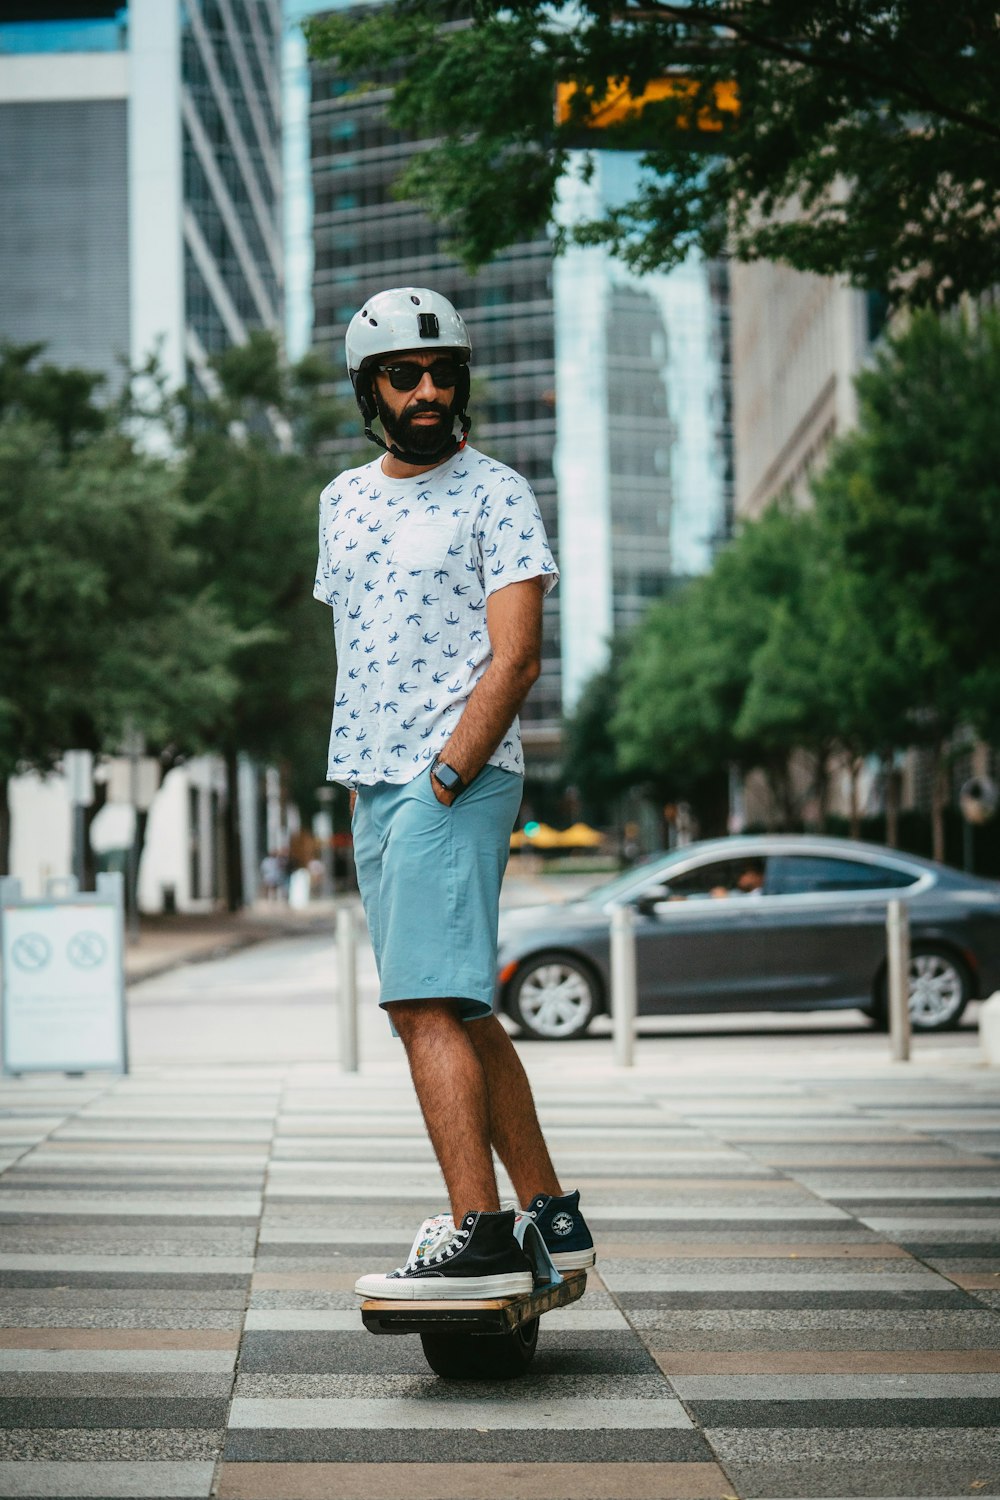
[390,999,500,1225]
[468,1015,562,1206]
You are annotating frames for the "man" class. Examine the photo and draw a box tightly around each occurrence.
[314,287,594,1299]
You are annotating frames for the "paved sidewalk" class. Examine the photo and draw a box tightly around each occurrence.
[1,1016,999,1499]
[123,905,341,985]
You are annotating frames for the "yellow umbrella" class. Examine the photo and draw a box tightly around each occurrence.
[523,822,564,849]
[558,822,605,848]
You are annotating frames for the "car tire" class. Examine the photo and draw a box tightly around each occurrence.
[869,944,972,1032]
[506,953,600,1041]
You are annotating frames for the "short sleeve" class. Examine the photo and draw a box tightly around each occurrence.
[313,492,336,605]
[477,479,559,598]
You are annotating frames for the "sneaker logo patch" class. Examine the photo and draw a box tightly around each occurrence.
[551,1212,574,1237]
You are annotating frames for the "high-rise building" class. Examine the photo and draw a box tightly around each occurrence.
[555,154,733,707]
[0,0,283,396]
[308,59,563,756]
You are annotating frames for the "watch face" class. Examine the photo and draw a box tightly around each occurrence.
[434,762,460,790]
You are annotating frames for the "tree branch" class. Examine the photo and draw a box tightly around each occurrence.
[629,2,1000,144]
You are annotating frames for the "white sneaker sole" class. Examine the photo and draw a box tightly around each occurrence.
[551,1248,596,1271]
[355,1271,533,1300]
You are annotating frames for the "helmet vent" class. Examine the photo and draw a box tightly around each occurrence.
[410,295,420,304]
[369,318,377,326]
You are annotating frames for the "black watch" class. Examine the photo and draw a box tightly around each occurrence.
[431,759,466,795]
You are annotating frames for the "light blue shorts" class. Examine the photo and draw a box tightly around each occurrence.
[352,764,523,1025]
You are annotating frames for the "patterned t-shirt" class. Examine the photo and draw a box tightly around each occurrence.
[313,445,558,788]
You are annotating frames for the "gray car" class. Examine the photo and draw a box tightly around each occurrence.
[495,835,1000,1040]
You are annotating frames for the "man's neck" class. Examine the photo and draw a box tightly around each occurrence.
[380,446,457,481]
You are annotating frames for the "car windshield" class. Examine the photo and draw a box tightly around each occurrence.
[581,847,696,905]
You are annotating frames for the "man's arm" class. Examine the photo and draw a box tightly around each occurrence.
[433,576,545,804]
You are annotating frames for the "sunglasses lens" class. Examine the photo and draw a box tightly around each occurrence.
[381,361,460,391]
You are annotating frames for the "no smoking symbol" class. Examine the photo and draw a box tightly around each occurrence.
[11,934,52,971]
[67,932,107,969]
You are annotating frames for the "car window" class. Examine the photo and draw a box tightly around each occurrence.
[766,855,919,895]
[647,857,768,903]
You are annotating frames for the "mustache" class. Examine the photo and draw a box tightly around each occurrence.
[405,402,449,420]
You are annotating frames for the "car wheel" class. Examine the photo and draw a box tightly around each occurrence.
[507,953,599,1041]
[872,945,972,1032]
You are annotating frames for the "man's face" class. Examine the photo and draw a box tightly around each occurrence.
[372,350,460,455]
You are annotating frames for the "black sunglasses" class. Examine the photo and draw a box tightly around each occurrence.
[376,359,461,391]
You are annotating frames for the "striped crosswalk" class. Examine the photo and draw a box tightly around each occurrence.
[0,1056,998,1496]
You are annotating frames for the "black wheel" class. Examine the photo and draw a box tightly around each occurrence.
[420,1319,539,1379]
[506,953,599,1040]
[871,944,972,1032]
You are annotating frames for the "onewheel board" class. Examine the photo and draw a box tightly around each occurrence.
[361,1269,587,1378]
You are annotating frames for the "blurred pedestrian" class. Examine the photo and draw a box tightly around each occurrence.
[313,287,594,1300]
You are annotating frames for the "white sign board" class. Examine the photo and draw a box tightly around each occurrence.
[1,883,127,1074]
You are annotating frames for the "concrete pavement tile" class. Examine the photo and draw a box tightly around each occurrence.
[0,1196,263,1216]
[694,1397,1000,1427]
[0,1428,222,1460]
[0,1307,247,1333]
[0,1374,233,1398]
[0,1396,230,1427]
[0,1329,239,1348]
[0,1458,216,1496]
[726,1462,1000,1497]
[220,1430,715,1463]
[602,1271,947,1292]
[0,1352,237,1373]
[0,1289,248,1312]
[227,1394,691,1429]
[703,1426,1000,1463]
[0,1271,250,1291]
[236,1329,658,1377]
[0,1255,254,1274]
[593,1240,908,1258]
[215,1460,731,1499]
[232,1372,671,1400]
[654,1350,1000,1373]
[615,1288,979,1309]
[668,1373,1000,1398]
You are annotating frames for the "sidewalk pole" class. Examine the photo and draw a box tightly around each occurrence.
[337,904,359,1073]
[610,903,636,1068]
[886,898,911,1063]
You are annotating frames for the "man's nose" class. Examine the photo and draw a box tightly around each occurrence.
[412,369,440,397]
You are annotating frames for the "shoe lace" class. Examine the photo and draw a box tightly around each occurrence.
[400,1213,466,1272]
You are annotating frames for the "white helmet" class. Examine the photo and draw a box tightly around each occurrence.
[346,287,472,461]
[345,287,471,382]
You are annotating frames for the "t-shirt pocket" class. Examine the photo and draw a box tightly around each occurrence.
[392,512,462,571]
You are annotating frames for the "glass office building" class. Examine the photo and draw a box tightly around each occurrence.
[0,0,283,396]
[555,152,733,708]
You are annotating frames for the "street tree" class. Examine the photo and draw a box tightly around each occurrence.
[0,346,240,876]
[180,332,347,907]
[810,308,1000,859]
[614,503,811,826]
[306,0,1000,307]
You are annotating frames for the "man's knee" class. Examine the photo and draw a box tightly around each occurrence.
[389,998,464,1043]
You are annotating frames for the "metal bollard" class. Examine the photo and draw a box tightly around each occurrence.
[610,903,637,1068]
[337,904,359,1073]
[886,899,911,1063]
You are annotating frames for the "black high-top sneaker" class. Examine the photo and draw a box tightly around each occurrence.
[524,1189,596,1270]
[354,1209,533,1301]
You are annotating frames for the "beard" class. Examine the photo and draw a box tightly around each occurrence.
[375,389,455,456]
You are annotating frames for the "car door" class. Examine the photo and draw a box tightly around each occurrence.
[631,854,776,1012]
[750,853,924,1007]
